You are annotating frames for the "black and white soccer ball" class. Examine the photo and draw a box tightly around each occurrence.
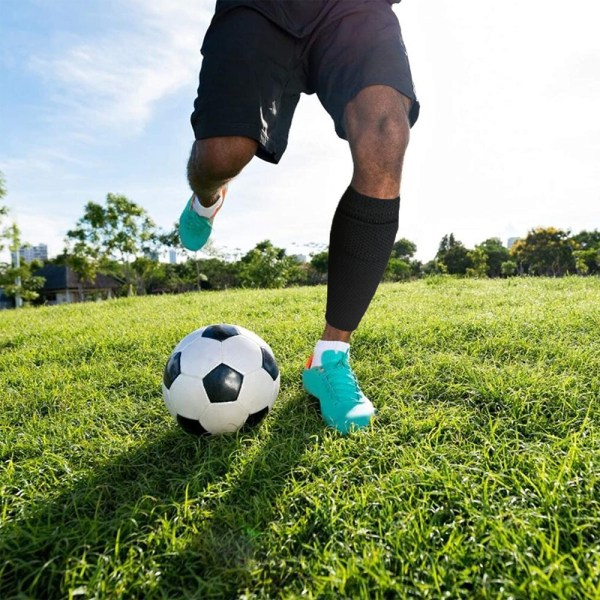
[162,324,280,435]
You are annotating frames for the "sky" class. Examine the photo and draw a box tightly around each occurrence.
[1,0,599,263]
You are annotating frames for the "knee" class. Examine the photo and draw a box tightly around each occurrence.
[188,136,258,182]
[348,111,410,163]
[345,87,412,168]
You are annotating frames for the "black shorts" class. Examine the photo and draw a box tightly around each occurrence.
[191,1,420,164]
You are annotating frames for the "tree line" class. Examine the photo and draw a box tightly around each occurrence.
[1,179,598,307]
[430,230,599,278]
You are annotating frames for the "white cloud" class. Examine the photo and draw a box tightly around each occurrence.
[29,0,212,137]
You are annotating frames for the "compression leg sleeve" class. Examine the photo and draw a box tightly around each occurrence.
[326,186,400,331]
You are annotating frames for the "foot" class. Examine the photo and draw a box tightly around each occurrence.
[302,349,375,434]
[178,187,227,251]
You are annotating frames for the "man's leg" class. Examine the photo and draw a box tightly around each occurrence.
[180,136,257,251]
[323,85,412,341]
[303,85,412,434]
[181,5,302,251]
[187,136,258,206]
[346,85,412,200]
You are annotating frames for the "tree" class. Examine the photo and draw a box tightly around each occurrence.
[171,259,210,291]
[436,233,472,275]
[571,229,600,251]
[475,238,510,277]
[510,227,575,276]
[384,258,411,282]
[501,260,517,276]
[0,176,45,306]
[573,249,598,276]
[390,238,417,261]
[571,230,600,275]
[422,259,446,275]
[310,249,329,275]
[386,238,420,280]
[466,247,488,278]
[238,240,299,288]
[192,258,240,290]
[306,249,329,284]
[0,221,45,305]
[65,193,158,294]
[0,206,8,253]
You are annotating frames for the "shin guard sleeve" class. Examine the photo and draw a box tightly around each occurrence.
[326,187,399,331]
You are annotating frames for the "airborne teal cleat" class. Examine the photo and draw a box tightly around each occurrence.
[178,189,226,252]
[303,349,375,434]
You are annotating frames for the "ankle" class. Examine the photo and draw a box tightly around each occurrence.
[195,191,221,208]
[191,192,225,219]
[321,323,352,343]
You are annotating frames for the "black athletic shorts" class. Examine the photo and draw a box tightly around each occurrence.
[191,0,420,164]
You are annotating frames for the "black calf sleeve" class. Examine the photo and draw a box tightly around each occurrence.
[326,186,399,331]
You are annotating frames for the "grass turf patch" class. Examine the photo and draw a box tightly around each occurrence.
[1,277,599,598]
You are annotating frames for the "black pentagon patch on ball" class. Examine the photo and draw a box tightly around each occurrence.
[203,364,243,403]
[243,406,269,430]
[201,324,239,342]
[177,414,210,436]
[163,352,182,390]
[261,347,279,381]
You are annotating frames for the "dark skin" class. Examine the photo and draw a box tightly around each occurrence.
[187,85,412,343]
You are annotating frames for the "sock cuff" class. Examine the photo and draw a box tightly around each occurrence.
[192,193,224,218]
[312,340,350,367]
[338,186,400,224]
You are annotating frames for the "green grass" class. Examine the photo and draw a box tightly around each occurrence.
[1,277,599,599]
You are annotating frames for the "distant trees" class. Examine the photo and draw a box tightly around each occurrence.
[3,172,600,311]
[0,222,45,304]
[0,174,45,306]
[390,238,417,261]
[510,227,576,276]
[310,250,328,276]
[571,230,600,275]
[65,193,158,295]
[436,234,472,275]
[476,238,510,277]
[383,237,417,281]
[384,257,412,281]
[238,240,301,289]
[465,247,488,278]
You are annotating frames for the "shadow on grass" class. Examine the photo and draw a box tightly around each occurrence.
[0,393,323,598]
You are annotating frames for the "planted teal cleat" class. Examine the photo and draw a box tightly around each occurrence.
[178,188,226,252]
[302,349,375,434]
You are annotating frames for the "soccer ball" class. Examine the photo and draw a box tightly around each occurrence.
[162,324,280,435]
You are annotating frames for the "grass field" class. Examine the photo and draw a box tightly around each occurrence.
[1,277,599,599]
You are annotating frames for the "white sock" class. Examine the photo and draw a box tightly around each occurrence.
[311,340,350,367]
[192,193,224,219]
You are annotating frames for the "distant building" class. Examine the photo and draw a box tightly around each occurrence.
[34,265,122,305]
[11,243,48,264]
[144,249,160,262]
[169,249,178,264]
[507,237,520,249]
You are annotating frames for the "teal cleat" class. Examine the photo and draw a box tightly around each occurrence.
[178,189,226,252]
[302,349,375,434]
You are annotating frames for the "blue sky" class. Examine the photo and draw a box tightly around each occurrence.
[1,0,599,262]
